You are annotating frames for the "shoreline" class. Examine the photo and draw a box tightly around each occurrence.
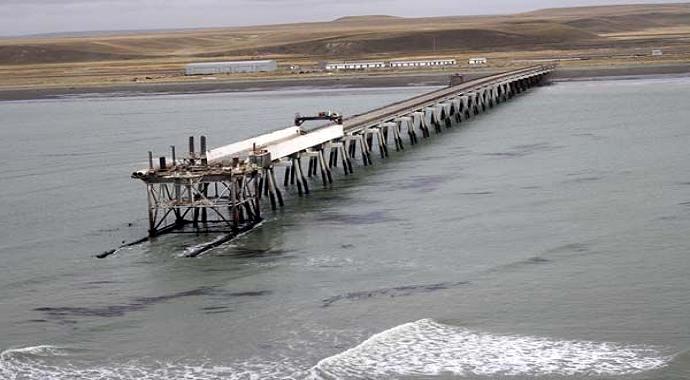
[1,63,689,101]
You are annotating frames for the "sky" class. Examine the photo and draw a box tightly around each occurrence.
[1,0,687,36]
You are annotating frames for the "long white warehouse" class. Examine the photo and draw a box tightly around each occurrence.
[185,60,278,75]
[390,58,457,68]
[322,62,386,70]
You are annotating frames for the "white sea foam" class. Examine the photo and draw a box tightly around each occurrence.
[311,319,670,378]
[0,345,306,380]
[1,322,671,380]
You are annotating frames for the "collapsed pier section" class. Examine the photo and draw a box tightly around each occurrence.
[131,136,270,238]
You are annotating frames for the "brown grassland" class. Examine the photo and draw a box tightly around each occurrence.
[1,3,690,91]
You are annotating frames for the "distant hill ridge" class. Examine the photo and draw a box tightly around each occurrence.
[1,3,689,65]
[333,15,403,22]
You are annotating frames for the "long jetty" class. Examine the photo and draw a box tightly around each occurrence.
[122,65,554,257]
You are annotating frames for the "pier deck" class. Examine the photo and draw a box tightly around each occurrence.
[117,65,554,258]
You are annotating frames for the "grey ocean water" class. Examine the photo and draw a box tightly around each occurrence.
[1,78,689,379]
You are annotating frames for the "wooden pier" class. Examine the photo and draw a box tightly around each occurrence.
[122,65,553,257]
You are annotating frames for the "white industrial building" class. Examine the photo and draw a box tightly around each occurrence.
[323,61,386,70]
[185,60,278,75]
[468,57,488,65]
[389,58,457,68]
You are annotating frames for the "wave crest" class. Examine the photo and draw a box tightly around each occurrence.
[311,319,670,378]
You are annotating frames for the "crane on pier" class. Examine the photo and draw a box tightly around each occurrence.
[294,111,343,127]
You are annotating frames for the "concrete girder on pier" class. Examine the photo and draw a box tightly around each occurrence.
[458,95,471,119]
[381,121,405,151]
[449,97,462,122]
[438,102,454,128]
[394,116,418,146]
[471,92,483,114]
[423,106,443,134]
[411,111,428,139]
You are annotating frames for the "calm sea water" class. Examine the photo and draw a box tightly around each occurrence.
[1,78,689,379]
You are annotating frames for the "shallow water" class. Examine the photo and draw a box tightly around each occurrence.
[1,78,689,379]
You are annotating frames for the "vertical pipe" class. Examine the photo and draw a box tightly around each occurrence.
[170,146,176,166]
[230,179,238,231]
[147,184,156,237]
[253,173,261,220]
[148,151,154,170]
[190,181,199,230]
[188,136,195,165]
[200,136,207,166]
[236,177,245,224]
[201,183,208,224]
[175,181,182,226]
[159,157,167,170]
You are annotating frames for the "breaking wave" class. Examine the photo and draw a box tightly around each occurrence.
[0,345,306,380]
[1,320,671,379]
[311,319,670,378]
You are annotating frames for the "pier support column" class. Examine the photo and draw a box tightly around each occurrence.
[296,156,309,195]
[357,135,372,166]
[147,184,156,237]
[269,167,284,207]
[348,138,357,160]
[368,128,388,159]
[318,149,333,186]
[392,121,405,151]
[290,158,296,186]
[329,144,337,169]
[307,157,315,178]
[291,157,303,196]
[340,144,352,174]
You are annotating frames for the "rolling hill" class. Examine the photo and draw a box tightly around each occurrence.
[1,3,689,89]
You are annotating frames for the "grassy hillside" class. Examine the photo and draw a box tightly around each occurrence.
[1,3,689,88]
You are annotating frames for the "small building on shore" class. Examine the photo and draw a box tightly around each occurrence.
[389,58,457,68]
[185,60,278,75]
[468,57,488,65]
[652,49,663,56]
[322,61,386,71]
